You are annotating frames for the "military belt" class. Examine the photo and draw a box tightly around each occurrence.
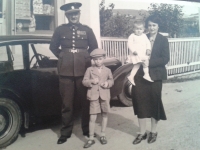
[63,48,87,53]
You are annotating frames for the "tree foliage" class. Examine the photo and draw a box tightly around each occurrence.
[99,1,115,36]
[99,0,135,37]
[101,13,136,37]
[148,3,184,37]
[99,2,185,38]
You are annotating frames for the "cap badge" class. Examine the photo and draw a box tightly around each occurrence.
[71,6,74,9]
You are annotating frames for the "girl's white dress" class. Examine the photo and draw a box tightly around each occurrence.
[128,33,151,64]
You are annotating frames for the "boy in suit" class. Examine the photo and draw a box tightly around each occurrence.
[82,48,114,148]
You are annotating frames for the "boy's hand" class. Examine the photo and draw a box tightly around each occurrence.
[132,51,138,55]
[92,78,99,84]
[146,49,151,56]
[100,81,108,88]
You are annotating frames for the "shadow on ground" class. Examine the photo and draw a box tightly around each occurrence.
[20,99,137,143]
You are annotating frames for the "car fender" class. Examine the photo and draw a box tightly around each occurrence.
[111,63,133,98]
[0,87,29,128]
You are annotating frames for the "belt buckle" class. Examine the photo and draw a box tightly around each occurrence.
[70,49,78,53]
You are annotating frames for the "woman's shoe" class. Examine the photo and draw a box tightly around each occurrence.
[100,136,107,145]
[148,132,158,144]
[133,132,147,144]
[83,140,95,148]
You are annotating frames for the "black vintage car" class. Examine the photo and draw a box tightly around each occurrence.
[0,35,133,148]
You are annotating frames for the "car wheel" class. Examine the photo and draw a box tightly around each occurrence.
[0,98,22,148]
[117,74,133,106]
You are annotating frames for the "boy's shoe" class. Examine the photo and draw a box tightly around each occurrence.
[100,136,107,145]
[127,76,135,86]
[143,75,153,82]
[83,140,95,148]
[83,133,97,138]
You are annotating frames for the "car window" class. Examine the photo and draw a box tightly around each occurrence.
[0,46,8,61]
[29,43,57,58]
[29,43,57,68]
[10,45,24,70]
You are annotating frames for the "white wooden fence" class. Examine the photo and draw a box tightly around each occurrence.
[101,37,200,78]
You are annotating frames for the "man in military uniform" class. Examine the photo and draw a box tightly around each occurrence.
[49,2,98,144]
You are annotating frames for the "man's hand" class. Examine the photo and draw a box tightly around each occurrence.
[146,49,151,56]
[132,51,138,55]
[92,78,99,85]
[100,81,108,88]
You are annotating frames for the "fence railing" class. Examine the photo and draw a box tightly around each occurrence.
[101,37,200,78]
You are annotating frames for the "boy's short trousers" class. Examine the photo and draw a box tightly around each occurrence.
[90,98,110,114]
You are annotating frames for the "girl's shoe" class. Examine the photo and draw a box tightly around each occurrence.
[100,136,107,145]
[143,75,153,82]
[133,132,147,145]
[148,132,157,144]
[127,76,135,85]
[83,140,95,148]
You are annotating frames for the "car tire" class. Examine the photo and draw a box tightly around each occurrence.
[0,98,22,148]
[117,74,133,106]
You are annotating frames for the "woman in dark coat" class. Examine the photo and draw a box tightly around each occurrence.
[131,15,170,144]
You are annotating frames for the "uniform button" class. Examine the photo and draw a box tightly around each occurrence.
[73,32,75,35]
[73,36,75,38]
[73,28,75,31]
[72,44,75,46]
[72,40,75,43]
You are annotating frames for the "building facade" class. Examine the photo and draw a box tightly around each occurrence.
[0,0,101,45]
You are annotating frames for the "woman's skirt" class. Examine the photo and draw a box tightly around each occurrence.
[131,75,167,121]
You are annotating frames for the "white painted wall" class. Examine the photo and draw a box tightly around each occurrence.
[56,0,66,26]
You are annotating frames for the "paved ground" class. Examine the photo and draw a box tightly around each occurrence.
[2,78,200,150]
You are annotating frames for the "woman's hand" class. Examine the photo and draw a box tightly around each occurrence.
[146,49,151,56]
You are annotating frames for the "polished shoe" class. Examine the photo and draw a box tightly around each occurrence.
[83,133,97,138]
[83,140,95,148]
[57,135,68,144]
[133,133,147,145]
[148,132,157,144]
[100,136,107,145]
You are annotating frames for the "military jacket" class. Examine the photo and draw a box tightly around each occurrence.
[50,23,98,76]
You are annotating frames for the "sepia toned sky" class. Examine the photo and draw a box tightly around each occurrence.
[104,0,200,16]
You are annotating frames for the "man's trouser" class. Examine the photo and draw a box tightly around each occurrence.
[59,76,90,137]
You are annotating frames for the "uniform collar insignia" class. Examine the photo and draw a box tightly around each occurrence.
[69,24,79,30]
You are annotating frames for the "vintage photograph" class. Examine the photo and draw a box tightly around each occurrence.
[0,0,200,149]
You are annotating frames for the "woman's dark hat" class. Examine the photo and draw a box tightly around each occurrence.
[60,2,82,14]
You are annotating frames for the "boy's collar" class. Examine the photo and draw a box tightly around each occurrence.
[92,65,105,69]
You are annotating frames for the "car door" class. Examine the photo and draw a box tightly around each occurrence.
[28,42,61,117]
[0,45,13,73]
[0,42,32,107]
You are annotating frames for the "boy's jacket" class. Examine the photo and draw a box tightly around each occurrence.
[82,66,114,101]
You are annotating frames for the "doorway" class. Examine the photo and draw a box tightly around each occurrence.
[0,0,6,35]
